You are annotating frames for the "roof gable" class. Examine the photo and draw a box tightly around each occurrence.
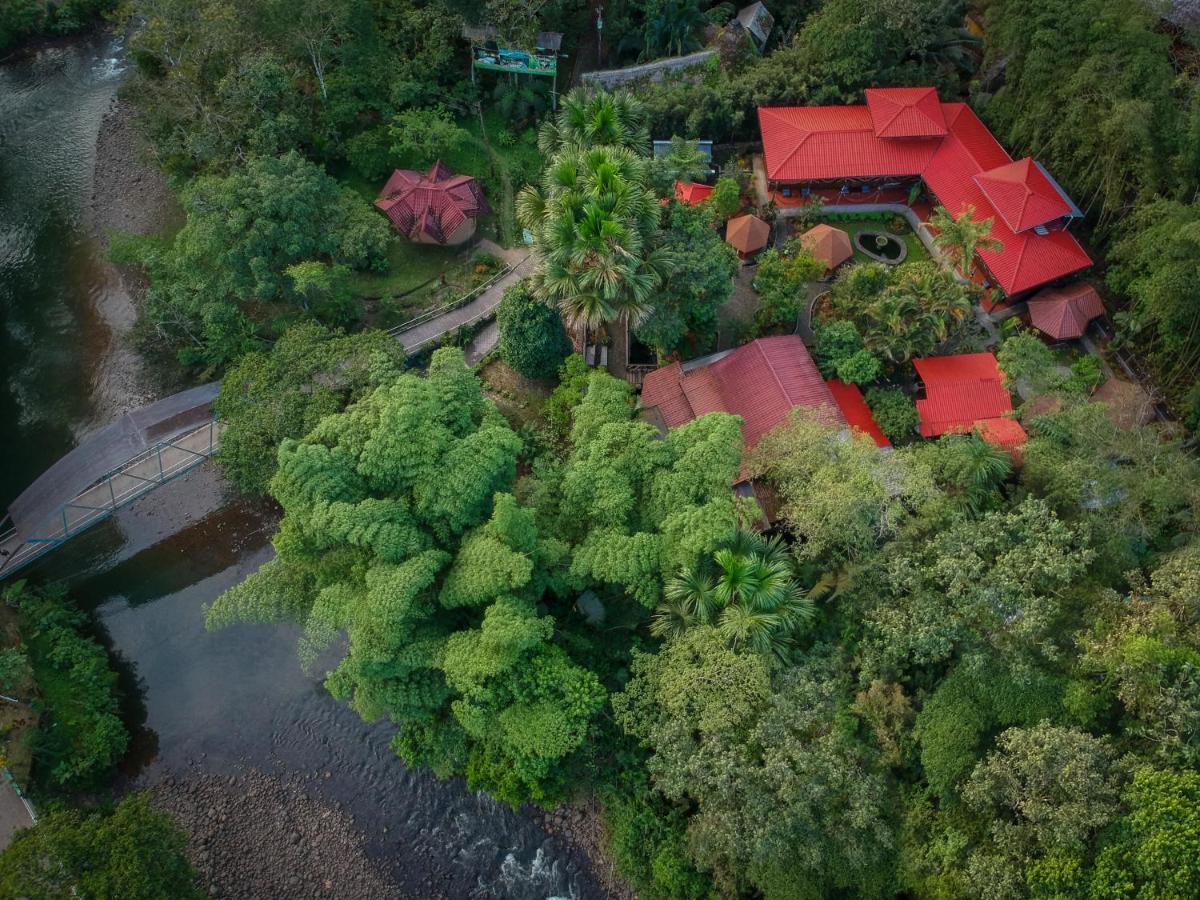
[1027,282,1105,339]
[974,157,1072,233]
[640,336,844,457]
[866,87,948,138]
[674,180,714,205]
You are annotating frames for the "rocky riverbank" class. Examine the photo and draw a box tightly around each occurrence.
[85,94,184,423]
[150,769,424,900]
[538,799,638,900]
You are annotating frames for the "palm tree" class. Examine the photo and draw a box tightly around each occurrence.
[537,87,650,157]
[941,434,1012,512]
[517,144,675,343]
[650,531,814,663]
[930,204,1003,279]
[644,0,705,58]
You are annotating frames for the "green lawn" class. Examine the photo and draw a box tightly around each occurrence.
[813,214,930,266]
[347,238,464,300]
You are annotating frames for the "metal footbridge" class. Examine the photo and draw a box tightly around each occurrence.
[0,384,223,580]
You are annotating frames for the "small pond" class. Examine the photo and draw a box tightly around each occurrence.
[855,230,908,264]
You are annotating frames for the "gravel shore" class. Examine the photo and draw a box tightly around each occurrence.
[538,799,638,900]
[86,95,183,422]
[150,770,422,900]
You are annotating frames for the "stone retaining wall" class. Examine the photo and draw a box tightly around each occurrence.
[582,50,715,88]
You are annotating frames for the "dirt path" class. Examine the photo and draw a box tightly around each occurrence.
[0,775,35,850]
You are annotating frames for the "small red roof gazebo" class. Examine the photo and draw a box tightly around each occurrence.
[1026,282,1105,340]
[375,161,490,245]
[798,223,853,274]
[673,181,713,205]
[726,214,771,256]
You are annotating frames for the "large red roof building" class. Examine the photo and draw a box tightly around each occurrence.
[758,88,1091,296]
[642,337,868,479]
[914,352,1027,449]
[375,161,490,245]
[640,336,892,485]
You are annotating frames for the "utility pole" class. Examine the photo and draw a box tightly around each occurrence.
[595,3,603,67]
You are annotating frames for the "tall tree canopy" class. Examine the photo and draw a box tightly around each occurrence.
[122,151,390,369]
[214,322,405,495]
[209,352,744,804]
[0,794,202,900]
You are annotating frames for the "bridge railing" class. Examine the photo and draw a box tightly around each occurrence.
[386,263,515,338]
[0,420,224,579]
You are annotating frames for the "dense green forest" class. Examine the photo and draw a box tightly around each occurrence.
[59,0,1200,897]
[0,0,116,53]
[112,0,1200,410]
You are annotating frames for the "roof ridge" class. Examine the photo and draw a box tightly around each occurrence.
[754,338,795,404]
[774,130,812,179]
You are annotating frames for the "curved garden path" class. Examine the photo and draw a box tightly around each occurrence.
[394,241,531,356]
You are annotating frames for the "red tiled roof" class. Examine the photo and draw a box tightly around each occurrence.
[799,223,853,270]
[865,87,948,138]
[758,106,941,181]
[375,161,490,244]
[726,214,771,253]
[757,98,1092,295]
[674,181,714,205]
[640,336,844,461]
[974,158,1073,234]
[826,380,890,447]
[976,416,1028,449]
[914,352,1017,438]
[1027,282,1105,340]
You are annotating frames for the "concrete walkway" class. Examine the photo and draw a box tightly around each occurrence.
[465,320,499,366]
[0,775,35,849]
[396,245,532,356]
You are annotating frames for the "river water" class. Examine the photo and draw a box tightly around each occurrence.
[1,30,599,900]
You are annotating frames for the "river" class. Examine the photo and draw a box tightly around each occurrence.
[0,29,603,900]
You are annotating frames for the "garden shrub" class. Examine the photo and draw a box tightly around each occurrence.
[497,281,572,380]
[834,348,882,386]
[865,387,919,441]
[813,320,865,377]
[544,354,591,443]
[6,582,128,790]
